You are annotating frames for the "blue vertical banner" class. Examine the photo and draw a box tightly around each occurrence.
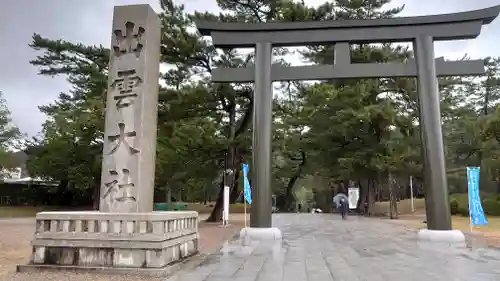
[467,167,488,226]
[242,164,252,205]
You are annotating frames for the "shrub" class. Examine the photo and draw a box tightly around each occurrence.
[483,197,500,216]
[458,207,469,217]
[449,199,459,215]
[449,194,468,209]
[450,193,500,217]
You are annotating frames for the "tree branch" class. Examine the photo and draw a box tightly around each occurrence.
[235,95,254,137]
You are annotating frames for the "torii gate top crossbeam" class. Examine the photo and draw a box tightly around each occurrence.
[195,5,500,48]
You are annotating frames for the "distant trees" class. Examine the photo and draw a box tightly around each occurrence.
[0,91,21,176]
[23,0,500,220]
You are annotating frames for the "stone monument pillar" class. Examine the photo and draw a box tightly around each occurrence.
[99,4,160,213]
[17,5,199,277]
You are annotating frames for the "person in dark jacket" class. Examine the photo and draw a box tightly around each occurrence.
[333,192,349,219]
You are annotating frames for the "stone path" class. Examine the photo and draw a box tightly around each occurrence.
[170,214,500,281]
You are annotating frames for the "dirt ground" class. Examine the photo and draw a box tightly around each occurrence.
[0,214,247,281]
[387,211,500,248]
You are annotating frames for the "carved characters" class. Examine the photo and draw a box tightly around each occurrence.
[106,123,140,156]
[106,69,142,157]
[102,21,146,210]
[112,70,142,109]
[112,21,145,57]
[102,168,137,204]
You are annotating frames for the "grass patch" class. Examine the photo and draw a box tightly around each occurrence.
[449,193,469,208]
[0,206,88,218]
[375,197,500,234]
[183,202,248,214]
[452,216,500,232]
[407,216,500,233]
[0,202,250,218]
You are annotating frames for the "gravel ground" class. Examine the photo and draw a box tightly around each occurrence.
[0,214,247,281]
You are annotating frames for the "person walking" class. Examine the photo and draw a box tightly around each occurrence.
[333,192,349,219]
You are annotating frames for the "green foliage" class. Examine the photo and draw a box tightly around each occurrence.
[294,186,312,203]
[483,196,500,216]
[21,0,500,220]
[449,193,500,217]
[0,92,21,173]
[25,34,107,196]
[449,199,459,215]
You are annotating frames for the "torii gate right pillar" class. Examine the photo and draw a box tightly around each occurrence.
[414,35,452,231]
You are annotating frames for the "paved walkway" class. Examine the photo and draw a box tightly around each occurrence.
[171,214,500,281]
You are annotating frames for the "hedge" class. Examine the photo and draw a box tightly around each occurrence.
[449,193,500,217]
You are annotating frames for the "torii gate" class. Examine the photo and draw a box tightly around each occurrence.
[195,6,500,238]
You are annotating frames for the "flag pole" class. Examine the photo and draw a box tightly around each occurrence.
[467,167,473,233]
[242,163,250,228]
[410,175,414,213]
[244,196,247,228]
[243,163,247,228]
[468,183,473,233]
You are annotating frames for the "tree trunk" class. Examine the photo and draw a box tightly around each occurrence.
[206,179,224,222]
[388,171,398,219]
[338,181,346,194]
[92,183,100,210]
[284,176,298,211]
[177,189,182,202]
[229,169,241,203]
[207,145,238,222]
[207,148,241,222]
[283,151,306,211]
[203,186,208,205]
[207,97,241,222]
[357,179,368,213]
[207,90,254,222]
[367,179,376,216]
[481,85,489,192]
[166,183,172,205]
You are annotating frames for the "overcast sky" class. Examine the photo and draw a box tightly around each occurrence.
[0,0,499,138]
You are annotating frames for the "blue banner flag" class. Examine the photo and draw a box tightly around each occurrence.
[242,164,252,205]
[467,167,488,226]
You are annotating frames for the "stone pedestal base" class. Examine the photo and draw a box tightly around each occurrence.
[417,229,466,251]
[17,211,199,277]
[418,229,465,243]
[239,227,282,243]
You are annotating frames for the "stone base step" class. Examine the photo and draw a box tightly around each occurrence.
[16,258,189,277]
